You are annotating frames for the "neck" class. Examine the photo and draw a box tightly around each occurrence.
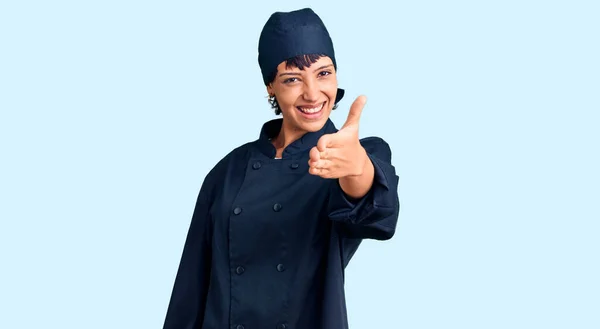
[271,119,307,158]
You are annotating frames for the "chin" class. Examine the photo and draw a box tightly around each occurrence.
[295,111,331,131]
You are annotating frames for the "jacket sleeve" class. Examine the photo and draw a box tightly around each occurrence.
[163,178,213,329]
[327,137,400,240]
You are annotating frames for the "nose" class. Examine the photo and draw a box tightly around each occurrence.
[302,78,319,102]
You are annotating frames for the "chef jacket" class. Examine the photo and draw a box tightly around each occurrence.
[163,117,400,329]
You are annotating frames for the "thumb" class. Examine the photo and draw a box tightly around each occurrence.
[341,95,367,129]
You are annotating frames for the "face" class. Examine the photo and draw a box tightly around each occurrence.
[267,56,338,134]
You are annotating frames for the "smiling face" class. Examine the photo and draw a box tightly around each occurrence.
[267,56,338,134]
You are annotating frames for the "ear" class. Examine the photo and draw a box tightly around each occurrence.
[266,83,273,96]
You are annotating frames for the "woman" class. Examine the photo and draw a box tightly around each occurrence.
[163,8,400,329]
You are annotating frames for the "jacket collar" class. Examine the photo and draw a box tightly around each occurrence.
[256,118,338,158]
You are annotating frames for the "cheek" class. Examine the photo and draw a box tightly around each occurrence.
[278,92,297,108]
[326,86,338,103]
[272,88,292,105]
[324,78,338,96]
[276,91,299,114]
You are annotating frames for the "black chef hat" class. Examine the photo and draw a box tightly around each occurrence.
[258,8,345,104]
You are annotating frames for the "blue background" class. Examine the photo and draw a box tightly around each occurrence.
[1,1,598,328]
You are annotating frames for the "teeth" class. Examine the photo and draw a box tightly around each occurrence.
[298,103,323,114]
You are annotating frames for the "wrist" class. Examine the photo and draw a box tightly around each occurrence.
[350,147,369,177]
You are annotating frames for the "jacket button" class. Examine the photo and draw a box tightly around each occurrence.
[252,161,261,169]
[290,163,299,169]
[273,203,282,212]
[277,323,288,329]
[236,266,245,275]
[236,325,245,329]
[276,264,285,272]
[233,207,242,215]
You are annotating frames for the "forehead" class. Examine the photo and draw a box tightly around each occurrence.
[277,56,334,72]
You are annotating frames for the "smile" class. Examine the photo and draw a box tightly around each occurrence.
[296,101,325,114]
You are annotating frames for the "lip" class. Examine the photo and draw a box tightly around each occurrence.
[296,101,326,119]
[297,102,324,108]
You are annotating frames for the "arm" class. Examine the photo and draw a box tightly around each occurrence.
[163,181,213,329]
[328,137,400,240]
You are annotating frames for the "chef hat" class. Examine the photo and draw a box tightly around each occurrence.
[258,8,345,104]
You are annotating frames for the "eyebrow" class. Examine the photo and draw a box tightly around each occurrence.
[278,64,334,77]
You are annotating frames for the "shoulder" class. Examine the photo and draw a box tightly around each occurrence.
[205,141,254,180]
[359,136,393,161]
[359,136,390,149]
[200,141,255,194]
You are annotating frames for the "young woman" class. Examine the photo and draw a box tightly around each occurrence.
[163,8,400,329]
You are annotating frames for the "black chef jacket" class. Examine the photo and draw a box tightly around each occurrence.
[163,117,400,329]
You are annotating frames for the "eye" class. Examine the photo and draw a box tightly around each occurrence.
[318,70,332,77]
[283,77,299,84]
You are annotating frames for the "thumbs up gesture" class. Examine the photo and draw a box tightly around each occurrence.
[309,95,370,179]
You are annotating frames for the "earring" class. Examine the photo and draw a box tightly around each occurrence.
[268,94,276,107]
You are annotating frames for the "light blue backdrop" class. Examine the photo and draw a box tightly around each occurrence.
[1,1,598,328]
